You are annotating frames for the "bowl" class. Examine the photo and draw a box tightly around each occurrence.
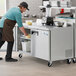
[54,21,64,27]
[26,20,32,25]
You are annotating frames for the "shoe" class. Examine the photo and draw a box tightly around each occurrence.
[5,58,18,62]
[0,57,3,60]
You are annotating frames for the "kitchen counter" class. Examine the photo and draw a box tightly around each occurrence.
[22,23,72,31]
[23,23,51,31]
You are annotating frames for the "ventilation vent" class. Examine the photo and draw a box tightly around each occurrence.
[65,49,72,57]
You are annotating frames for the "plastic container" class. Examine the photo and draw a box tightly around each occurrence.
[21,41,31,52]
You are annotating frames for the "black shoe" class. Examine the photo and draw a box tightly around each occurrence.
[5,58,18,62]
[0,57,3,60]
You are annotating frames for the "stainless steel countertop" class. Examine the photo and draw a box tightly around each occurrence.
[22,23,72,31]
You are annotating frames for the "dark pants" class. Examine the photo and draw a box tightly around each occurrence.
[0,41,14,59]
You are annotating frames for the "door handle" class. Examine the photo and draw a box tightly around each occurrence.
[31,31,39,35]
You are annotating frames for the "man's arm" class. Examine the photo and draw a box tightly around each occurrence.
[19,26,28,36]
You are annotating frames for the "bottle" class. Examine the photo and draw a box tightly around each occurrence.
[67,0,71,7]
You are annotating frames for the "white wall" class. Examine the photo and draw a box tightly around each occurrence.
[7,0,42,16]
[0,0,6,16]
[72,0,76,6]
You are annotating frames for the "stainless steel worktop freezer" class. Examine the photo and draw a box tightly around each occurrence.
[17,23,73,67]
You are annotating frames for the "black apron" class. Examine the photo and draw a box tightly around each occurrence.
[2,19,16,41]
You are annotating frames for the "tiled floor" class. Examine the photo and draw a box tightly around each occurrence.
[0,52,76,76]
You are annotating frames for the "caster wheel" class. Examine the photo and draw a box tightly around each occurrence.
[19,54,22,58]
[67,59,71,64]
[48,62,52,67]
[73,58,76,63]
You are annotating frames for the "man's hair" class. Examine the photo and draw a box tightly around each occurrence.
[18,5,23,8]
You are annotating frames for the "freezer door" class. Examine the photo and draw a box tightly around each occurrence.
[31,29,50,61]
[51,27,73,61]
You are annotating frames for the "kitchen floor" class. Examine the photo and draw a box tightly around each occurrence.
[0,52,76,76]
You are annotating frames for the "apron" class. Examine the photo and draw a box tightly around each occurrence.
[0,28,3,41]
[2,19,16,41]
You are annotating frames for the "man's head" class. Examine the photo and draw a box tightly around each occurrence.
[18,2,29,13]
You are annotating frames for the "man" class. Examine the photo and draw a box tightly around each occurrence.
[0,2,30,62]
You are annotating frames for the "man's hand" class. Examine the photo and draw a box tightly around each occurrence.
[26,34,31,38]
